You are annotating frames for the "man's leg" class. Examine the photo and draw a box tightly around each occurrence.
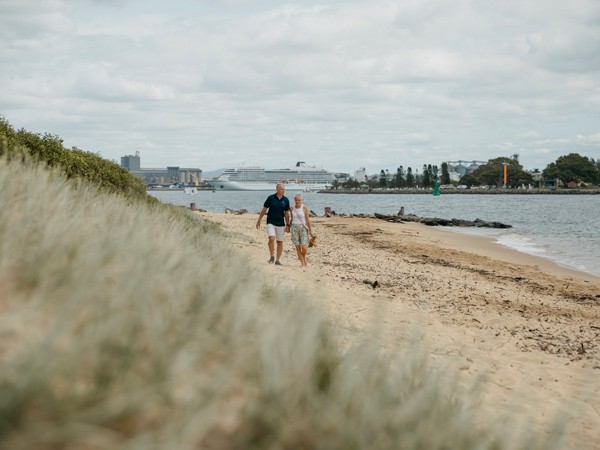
[268,236,275,258]
[276,240,283,262]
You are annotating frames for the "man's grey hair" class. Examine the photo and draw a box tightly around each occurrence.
[276,183,284,189]
[294,192,303,199]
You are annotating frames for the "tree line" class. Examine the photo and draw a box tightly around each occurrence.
[338,153,600,189]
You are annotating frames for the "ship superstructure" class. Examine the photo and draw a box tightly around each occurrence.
[207,162,334,191]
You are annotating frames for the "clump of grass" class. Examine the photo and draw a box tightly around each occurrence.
[0,159,566,449]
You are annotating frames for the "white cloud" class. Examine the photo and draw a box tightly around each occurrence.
[576,133,600,145]
[1,0,599,172]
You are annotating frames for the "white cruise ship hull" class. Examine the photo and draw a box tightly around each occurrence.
[207,180,330,191]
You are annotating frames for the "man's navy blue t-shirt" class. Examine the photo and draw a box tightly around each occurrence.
[264,194,290,226]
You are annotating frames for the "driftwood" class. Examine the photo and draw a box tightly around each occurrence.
[374,213,404,223]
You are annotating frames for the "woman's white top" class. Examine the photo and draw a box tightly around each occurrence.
[291,205,307,225]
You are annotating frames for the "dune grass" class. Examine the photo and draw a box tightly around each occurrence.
[0,158,566,449]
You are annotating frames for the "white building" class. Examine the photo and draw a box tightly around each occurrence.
[354,167,367,182]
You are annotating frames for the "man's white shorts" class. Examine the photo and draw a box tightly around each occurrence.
[266,224,285,241]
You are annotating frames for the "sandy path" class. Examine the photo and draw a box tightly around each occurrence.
[199,211,600,448]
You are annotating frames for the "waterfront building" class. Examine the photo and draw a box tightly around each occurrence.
[354,167,367,182]
[120,152,202,186]
[335,173,350,183]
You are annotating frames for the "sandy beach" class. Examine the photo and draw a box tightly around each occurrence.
[199,211,600,448]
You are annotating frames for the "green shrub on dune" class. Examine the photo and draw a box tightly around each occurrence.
[0,117,147,200]
[0,138,565,449]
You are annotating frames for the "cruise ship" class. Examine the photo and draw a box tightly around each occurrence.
[206,162,335,191]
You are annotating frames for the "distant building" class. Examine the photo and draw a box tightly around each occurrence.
[121,152,141,171]
[445,160,487,178]
[120,152,202,186]
[335,172,350,183]
[527,170,560,188]
[354,167,367,182]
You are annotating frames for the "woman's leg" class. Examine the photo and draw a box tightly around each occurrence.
[295,245,304,265]
[300,244,308,266]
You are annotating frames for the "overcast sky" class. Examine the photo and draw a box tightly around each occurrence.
[1,0,599,174]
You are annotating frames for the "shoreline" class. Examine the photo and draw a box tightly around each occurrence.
[199,211,600,448]
[438,226,600,283]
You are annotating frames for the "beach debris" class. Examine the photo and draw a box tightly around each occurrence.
[363,279,380,289]
[225,208,248,215]
[309,210,318,217]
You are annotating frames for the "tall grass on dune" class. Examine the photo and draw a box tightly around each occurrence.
[0,158,565,449]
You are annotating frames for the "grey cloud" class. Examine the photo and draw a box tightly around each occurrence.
[1,0,599,173]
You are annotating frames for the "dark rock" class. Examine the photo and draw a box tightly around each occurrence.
[378,212,511,228]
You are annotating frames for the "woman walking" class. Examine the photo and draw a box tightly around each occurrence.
[290,193,315,267]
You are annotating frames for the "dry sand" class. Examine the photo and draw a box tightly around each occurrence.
[199,211,600,448]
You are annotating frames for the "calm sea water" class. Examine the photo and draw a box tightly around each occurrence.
[149,190,600,278]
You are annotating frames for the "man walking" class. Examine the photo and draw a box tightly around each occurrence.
[256,183,290,265]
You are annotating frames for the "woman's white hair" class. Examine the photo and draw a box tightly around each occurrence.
[294,192,303,199]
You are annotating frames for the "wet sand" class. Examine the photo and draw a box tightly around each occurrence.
[199,212,600,448]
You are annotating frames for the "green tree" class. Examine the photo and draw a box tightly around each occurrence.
[543,153,600,186]
[366,174,377,189]
[459,174,478,188]
[379,169,388,188]
[395,166,405,188]
[332,179,340,190]
[431,165,439,182]
[421,164,431,188]
[472,157,533,187]
[406,167,414,188]
[344,178,359,189]
[440,163,451,184]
